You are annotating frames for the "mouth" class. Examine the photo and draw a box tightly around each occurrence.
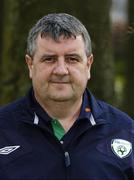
[50,81,69,84]
[49,77,70,84]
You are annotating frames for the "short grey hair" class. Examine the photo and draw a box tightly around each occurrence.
[27,13,92,57]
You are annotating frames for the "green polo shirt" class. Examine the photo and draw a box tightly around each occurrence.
[51,119,65,140]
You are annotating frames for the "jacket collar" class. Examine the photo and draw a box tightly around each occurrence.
[86,90,105,119]
[79,89,107,125]
[18,88,107,126]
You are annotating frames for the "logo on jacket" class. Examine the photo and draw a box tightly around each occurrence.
[111,139,132,158]
[0,146,20,155]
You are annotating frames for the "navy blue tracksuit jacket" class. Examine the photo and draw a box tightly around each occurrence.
[0,88,134,179]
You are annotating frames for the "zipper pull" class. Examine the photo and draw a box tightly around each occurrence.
[64,151,71,167]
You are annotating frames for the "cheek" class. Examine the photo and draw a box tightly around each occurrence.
[70,67,89,83]
[32,65,49,80]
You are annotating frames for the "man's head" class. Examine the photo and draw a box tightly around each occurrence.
[26,13,93,105]
[27,13,92,58]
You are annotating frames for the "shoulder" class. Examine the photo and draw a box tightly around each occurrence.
[86,89,134,128]
[0,97,26,114]
[97,100,134,128]
[0,97,27,125]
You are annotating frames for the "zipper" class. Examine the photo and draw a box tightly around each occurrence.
[64,151,71,167]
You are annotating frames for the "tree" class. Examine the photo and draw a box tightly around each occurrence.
[0,0,30,105]
[0,0,4,94]
[78,0,114,104]
[0,0,114,105]
[123,0,134,118]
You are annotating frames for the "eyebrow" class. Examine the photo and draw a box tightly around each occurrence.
[65,53,81,57]
[65,53,82,60]
[40,54,57,59]
[39,53,82,60]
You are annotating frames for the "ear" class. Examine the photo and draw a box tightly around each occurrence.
[87,54,93,79]
[25,54,33,79]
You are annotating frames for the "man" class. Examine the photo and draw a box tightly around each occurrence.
[0,13,134,179]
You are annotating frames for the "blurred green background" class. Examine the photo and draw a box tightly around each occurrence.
[0,0,134,118]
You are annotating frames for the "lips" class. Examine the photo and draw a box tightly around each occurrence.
[50,81,69,84]
[49,77,70,84]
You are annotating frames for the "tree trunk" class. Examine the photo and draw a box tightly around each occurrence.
[123,0,134,118]
[0,0,4,59]
[0,0,4,91]
[85,0,114,104]
[0,0,18,104]
[0,0,114,105]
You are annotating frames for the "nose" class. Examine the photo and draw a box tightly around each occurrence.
[53,58,69,75]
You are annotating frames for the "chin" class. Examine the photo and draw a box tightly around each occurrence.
[51,97,71,102]
[49,93,74,102]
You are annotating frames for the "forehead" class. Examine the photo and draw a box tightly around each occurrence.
[35,34,86,54]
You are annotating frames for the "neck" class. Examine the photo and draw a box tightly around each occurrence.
[35,96,82,132]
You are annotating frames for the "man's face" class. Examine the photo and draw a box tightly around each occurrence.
[26,35,93,103]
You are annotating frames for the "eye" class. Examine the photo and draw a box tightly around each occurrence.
[65,56,80,63]
[41,56,56,63]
